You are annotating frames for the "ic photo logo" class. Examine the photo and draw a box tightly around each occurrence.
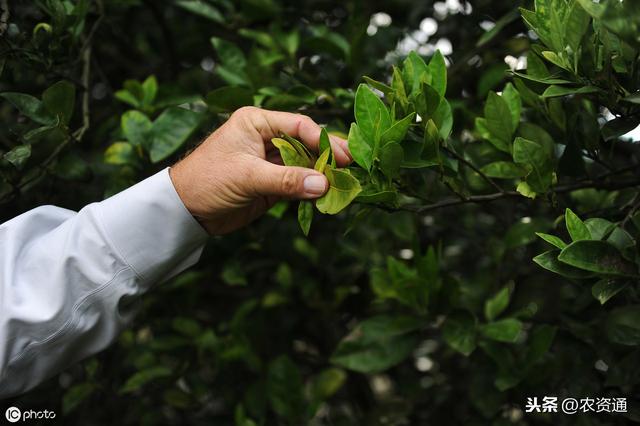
[4,406,56,423]
[5,407,21,423]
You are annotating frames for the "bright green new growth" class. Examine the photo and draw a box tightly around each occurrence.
[270,128,361,234]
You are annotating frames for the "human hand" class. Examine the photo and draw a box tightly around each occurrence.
[169,107,352,235]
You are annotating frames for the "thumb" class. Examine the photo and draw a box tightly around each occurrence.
[252,161,329,199]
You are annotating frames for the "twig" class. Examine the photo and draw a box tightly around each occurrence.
[620,193,640,228]
[442,145,504,193]
[402,178,640,215]
[73,45,91,141]
[0,0,9,36]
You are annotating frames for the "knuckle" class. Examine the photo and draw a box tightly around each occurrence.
[233,106,258,120]
[281,168,299,194]
[298,114,315,128]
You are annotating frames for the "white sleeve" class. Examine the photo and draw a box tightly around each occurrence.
[0,168,208,398]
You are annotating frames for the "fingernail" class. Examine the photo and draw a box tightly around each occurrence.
[304,175,327,195]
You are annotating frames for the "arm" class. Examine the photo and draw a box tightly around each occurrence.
[0,169,208,398]
[0,107,351,398]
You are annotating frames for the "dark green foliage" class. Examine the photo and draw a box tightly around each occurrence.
[2,0,640,425]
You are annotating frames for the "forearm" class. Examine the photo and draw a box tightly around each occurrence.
[0,168,208,398]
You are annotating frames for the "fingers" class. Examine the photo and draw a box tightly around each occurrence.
[236,107,352,167]
[251,160,329,199]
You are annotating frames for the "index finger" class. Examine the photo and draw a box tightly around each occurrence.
[244,107,352,167]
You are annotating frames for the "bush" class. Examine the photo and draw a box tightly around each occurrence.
[2,0,640,424]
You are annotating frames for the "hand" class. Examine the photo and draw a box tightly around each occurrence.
[169,107,352,235]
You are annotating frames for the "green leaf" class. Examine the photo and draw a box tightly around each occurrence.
[266,356,306,421]
[576,0,605,18]
[319,128,331,154]
[354,83,391,144]
[480,161,528,179]
[485,91,514,146]
[120,366,172,393]
[622,92,640,104]
[501,83,521,132]
[176,0,224,23]
[347,123,372,171]
[442,312,476,356]
[206,86,253,112]
[272,138,312,167]
[558,240,638,277]
[298,201,313,236]
[584,218,616,240]
[211,37,250,85]
[480,318,522,343]
[308,368,346,402]
[524,325,557,366]
[564,1,591,52]
[605,306,640,346]
[476,117,510,153]
[485,287,510,322]
[427,50,447,97]
[331,315,421,373]
[380,113,415,146]
[511,71,573,85]
[282,133,314,160]
[378,142,403,178]
[104,142,137,166]
[3,145,32,169]
[149,107,202,163]
[0,92,56,125]
[432,98,453,139]
[316,168,362,214]
[115,90,141,109]
[565,208,591,241]
[62,383,95,415]
[592,279,628,305]
[516,181,537,199]
[535,232,567,249]
[402,51,430,97]
[526,52,550,78]
[533,250,595,279]
[141,75,158,107]
[391,66,408,108]
[362,76,393,97]
[42,80,75,125]
[541,85,600,98]
[314,147,331,173]
[541,51,571,71]
[121,110,152,148]
[512,137,553,192]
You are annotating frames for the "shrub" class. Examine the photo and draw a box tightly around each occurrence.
[1,0,639,424]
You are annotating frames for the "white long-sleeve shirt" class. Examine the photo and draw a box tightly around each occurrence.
[0,168,208,398]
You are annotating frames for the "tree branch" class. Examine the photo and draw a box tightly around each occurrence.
[399,178,640,215]
[442,145,505,193]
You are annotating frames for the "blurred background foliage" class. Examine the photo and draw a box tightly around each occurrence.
[2,0,640,424]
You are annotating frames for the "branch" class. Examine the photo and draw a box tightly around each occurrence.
[0,0,8,36]
[73,45,91,141]
[442,145,504,193]
[401,178,640,215]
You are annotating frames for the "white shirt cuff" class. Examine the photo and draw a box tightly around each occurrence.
[95,168,208,285]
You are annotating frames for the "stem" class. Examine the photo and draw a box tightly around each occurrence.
[442,145,504,193]
[399,178,640,215]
